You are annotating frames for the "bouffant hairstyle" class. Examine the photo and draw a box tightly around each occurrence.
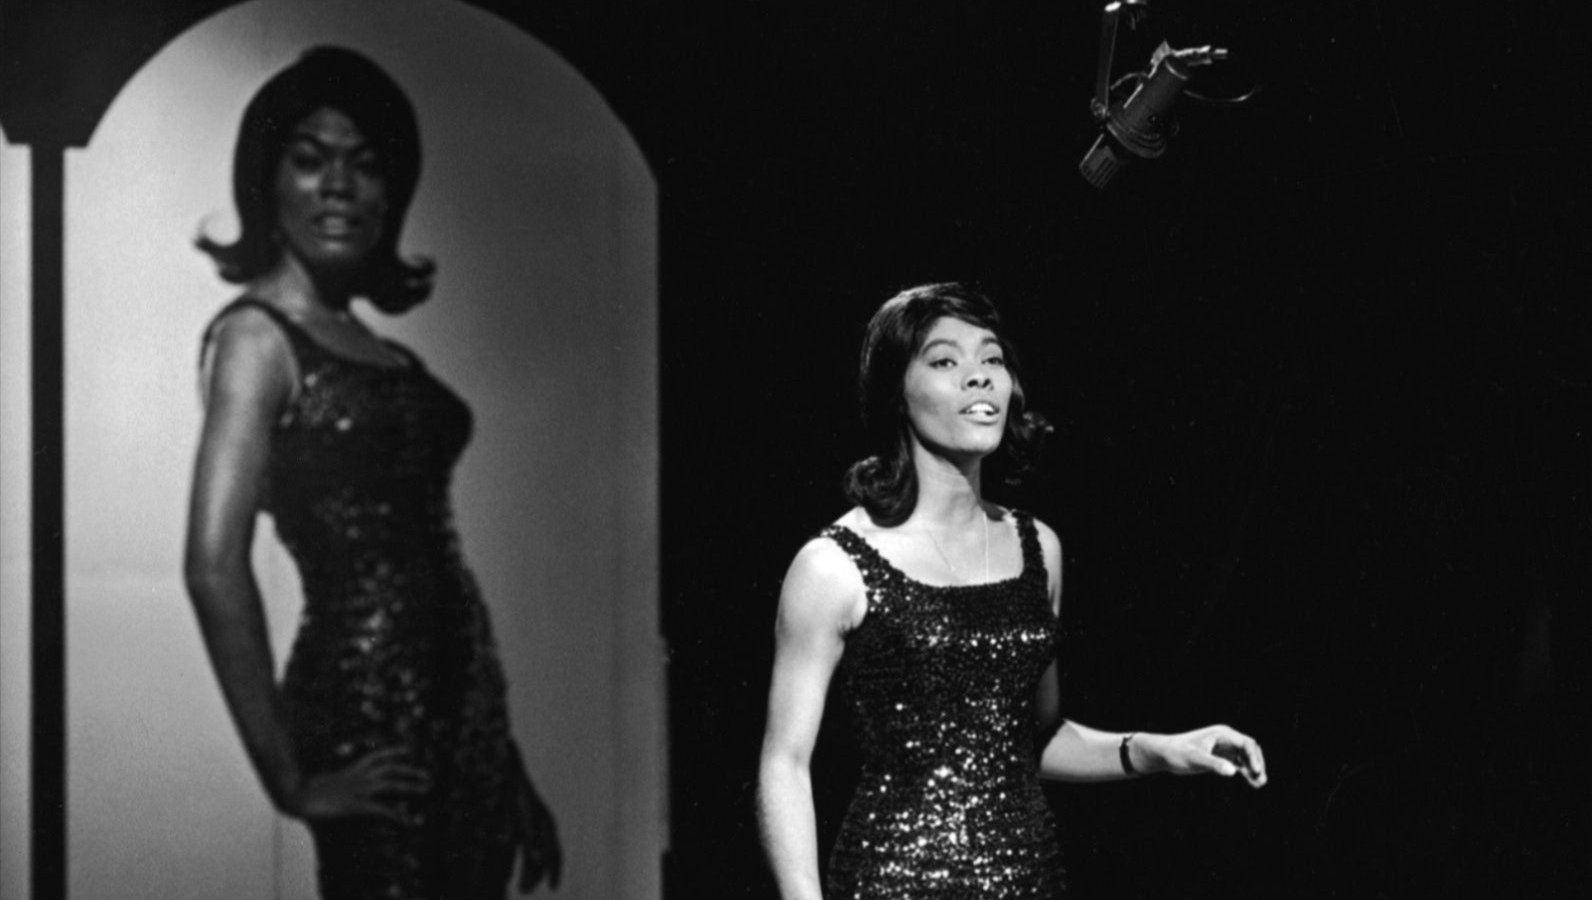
[844,283,1050,527]
[196,45,433,312]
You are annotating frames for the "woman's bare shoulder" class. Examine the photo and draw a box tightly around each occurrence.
[786,518,863,593]
[1027,515,1062,556]
[779,511,869,630]
[831,505,890,538]
[200,300,296,408]
[205,299,292,359]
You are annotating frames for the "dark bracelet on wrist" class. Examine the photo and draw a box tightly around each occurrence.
[1119,732,1138,775]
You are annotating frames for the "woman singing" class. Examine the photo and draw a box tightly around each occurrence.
[183,46,560,898]
[758,283,1267,898]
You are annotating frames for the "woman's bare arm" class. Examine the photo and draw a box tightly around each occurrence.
[1026,518,1267,786]
[183,308,306,811]
[1033,518,1065,740]
[757,538,864,900]
[1041,720,1267,787]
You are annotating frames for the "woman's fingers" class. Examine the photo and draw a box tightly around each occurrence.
[513,794,562,892]
[1216,727,1267,786]
[303,749,431,821]
[516,839,558,893]
[516,855,544,893]
[542,830,563,889]
[528,849,563,892]
[1206,728,1268,788]
[349,795,412,824]
[291,748,434,823]
[370,763,430,793]
[504,767,562,894]
[1245,737,1268,787]
[1197,746,1241,777]
[351,746,409,769]
[349,748,430,794]
[299,782,408,823]
[1236,742,1267,787]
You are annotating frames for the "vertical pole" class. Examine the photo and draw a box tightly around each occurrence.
[1093,2,1125,118]
[31,143,66,900]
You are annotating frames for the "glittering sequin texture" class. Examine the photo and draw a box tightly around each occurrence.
[207,300,515,899]
[822,513,1065,898]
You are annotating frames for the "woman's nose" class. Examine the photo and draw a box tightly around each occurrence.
[320,160,355,197]
[964,368,992,389]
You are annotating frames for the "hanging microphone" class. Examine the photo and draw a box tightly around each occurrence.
[1079,1,1232,189]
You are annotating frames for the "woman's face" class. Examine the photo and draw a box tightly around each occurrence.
[273,106,388,274]
[901,316,1013,462]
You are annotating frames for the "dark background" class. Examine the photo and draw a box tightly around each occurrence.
[5,1,1590,897]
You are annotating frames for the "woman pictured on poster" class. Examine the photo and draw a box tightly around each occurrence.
[183,46,560,898]
[757,282,1267,899]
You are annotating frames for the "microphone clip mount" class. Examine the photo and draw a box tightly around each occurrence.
[1080,1,1231,189]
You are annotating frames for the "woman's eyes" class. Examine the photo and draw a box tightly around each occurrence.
[284,145,382,177]
[927,356,1003,369]
[286,148,324,172]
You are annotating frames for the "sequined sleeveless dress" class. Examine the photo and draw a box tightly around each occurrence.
[204,299,517,899]
[821,512,1065,898]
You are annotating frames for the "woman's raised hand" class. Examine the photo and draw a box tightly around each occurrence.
[1144,724,1268,788]
[288,746,430,822]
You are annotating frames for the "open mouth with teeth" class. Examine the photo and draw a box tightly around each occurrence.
[961,401,1002,421]
[314,214,362,237]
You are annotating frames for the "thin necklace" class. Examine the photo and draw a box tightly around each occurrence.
[924,513,990,584]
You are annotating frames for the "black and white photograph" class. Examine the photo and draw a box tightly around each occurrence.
[2,1,1587,898]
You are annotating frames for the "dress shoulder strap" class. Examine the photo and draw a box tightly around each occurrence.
[820,523,872,565]
[1008,508,1047,585]
[816,523,898,631]
[379,337,425,371]
[817,524,895,593]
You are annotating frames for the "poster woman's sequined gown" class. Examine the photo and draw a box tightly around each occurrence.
[821,511,1065,899]
[206,299,517,899]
